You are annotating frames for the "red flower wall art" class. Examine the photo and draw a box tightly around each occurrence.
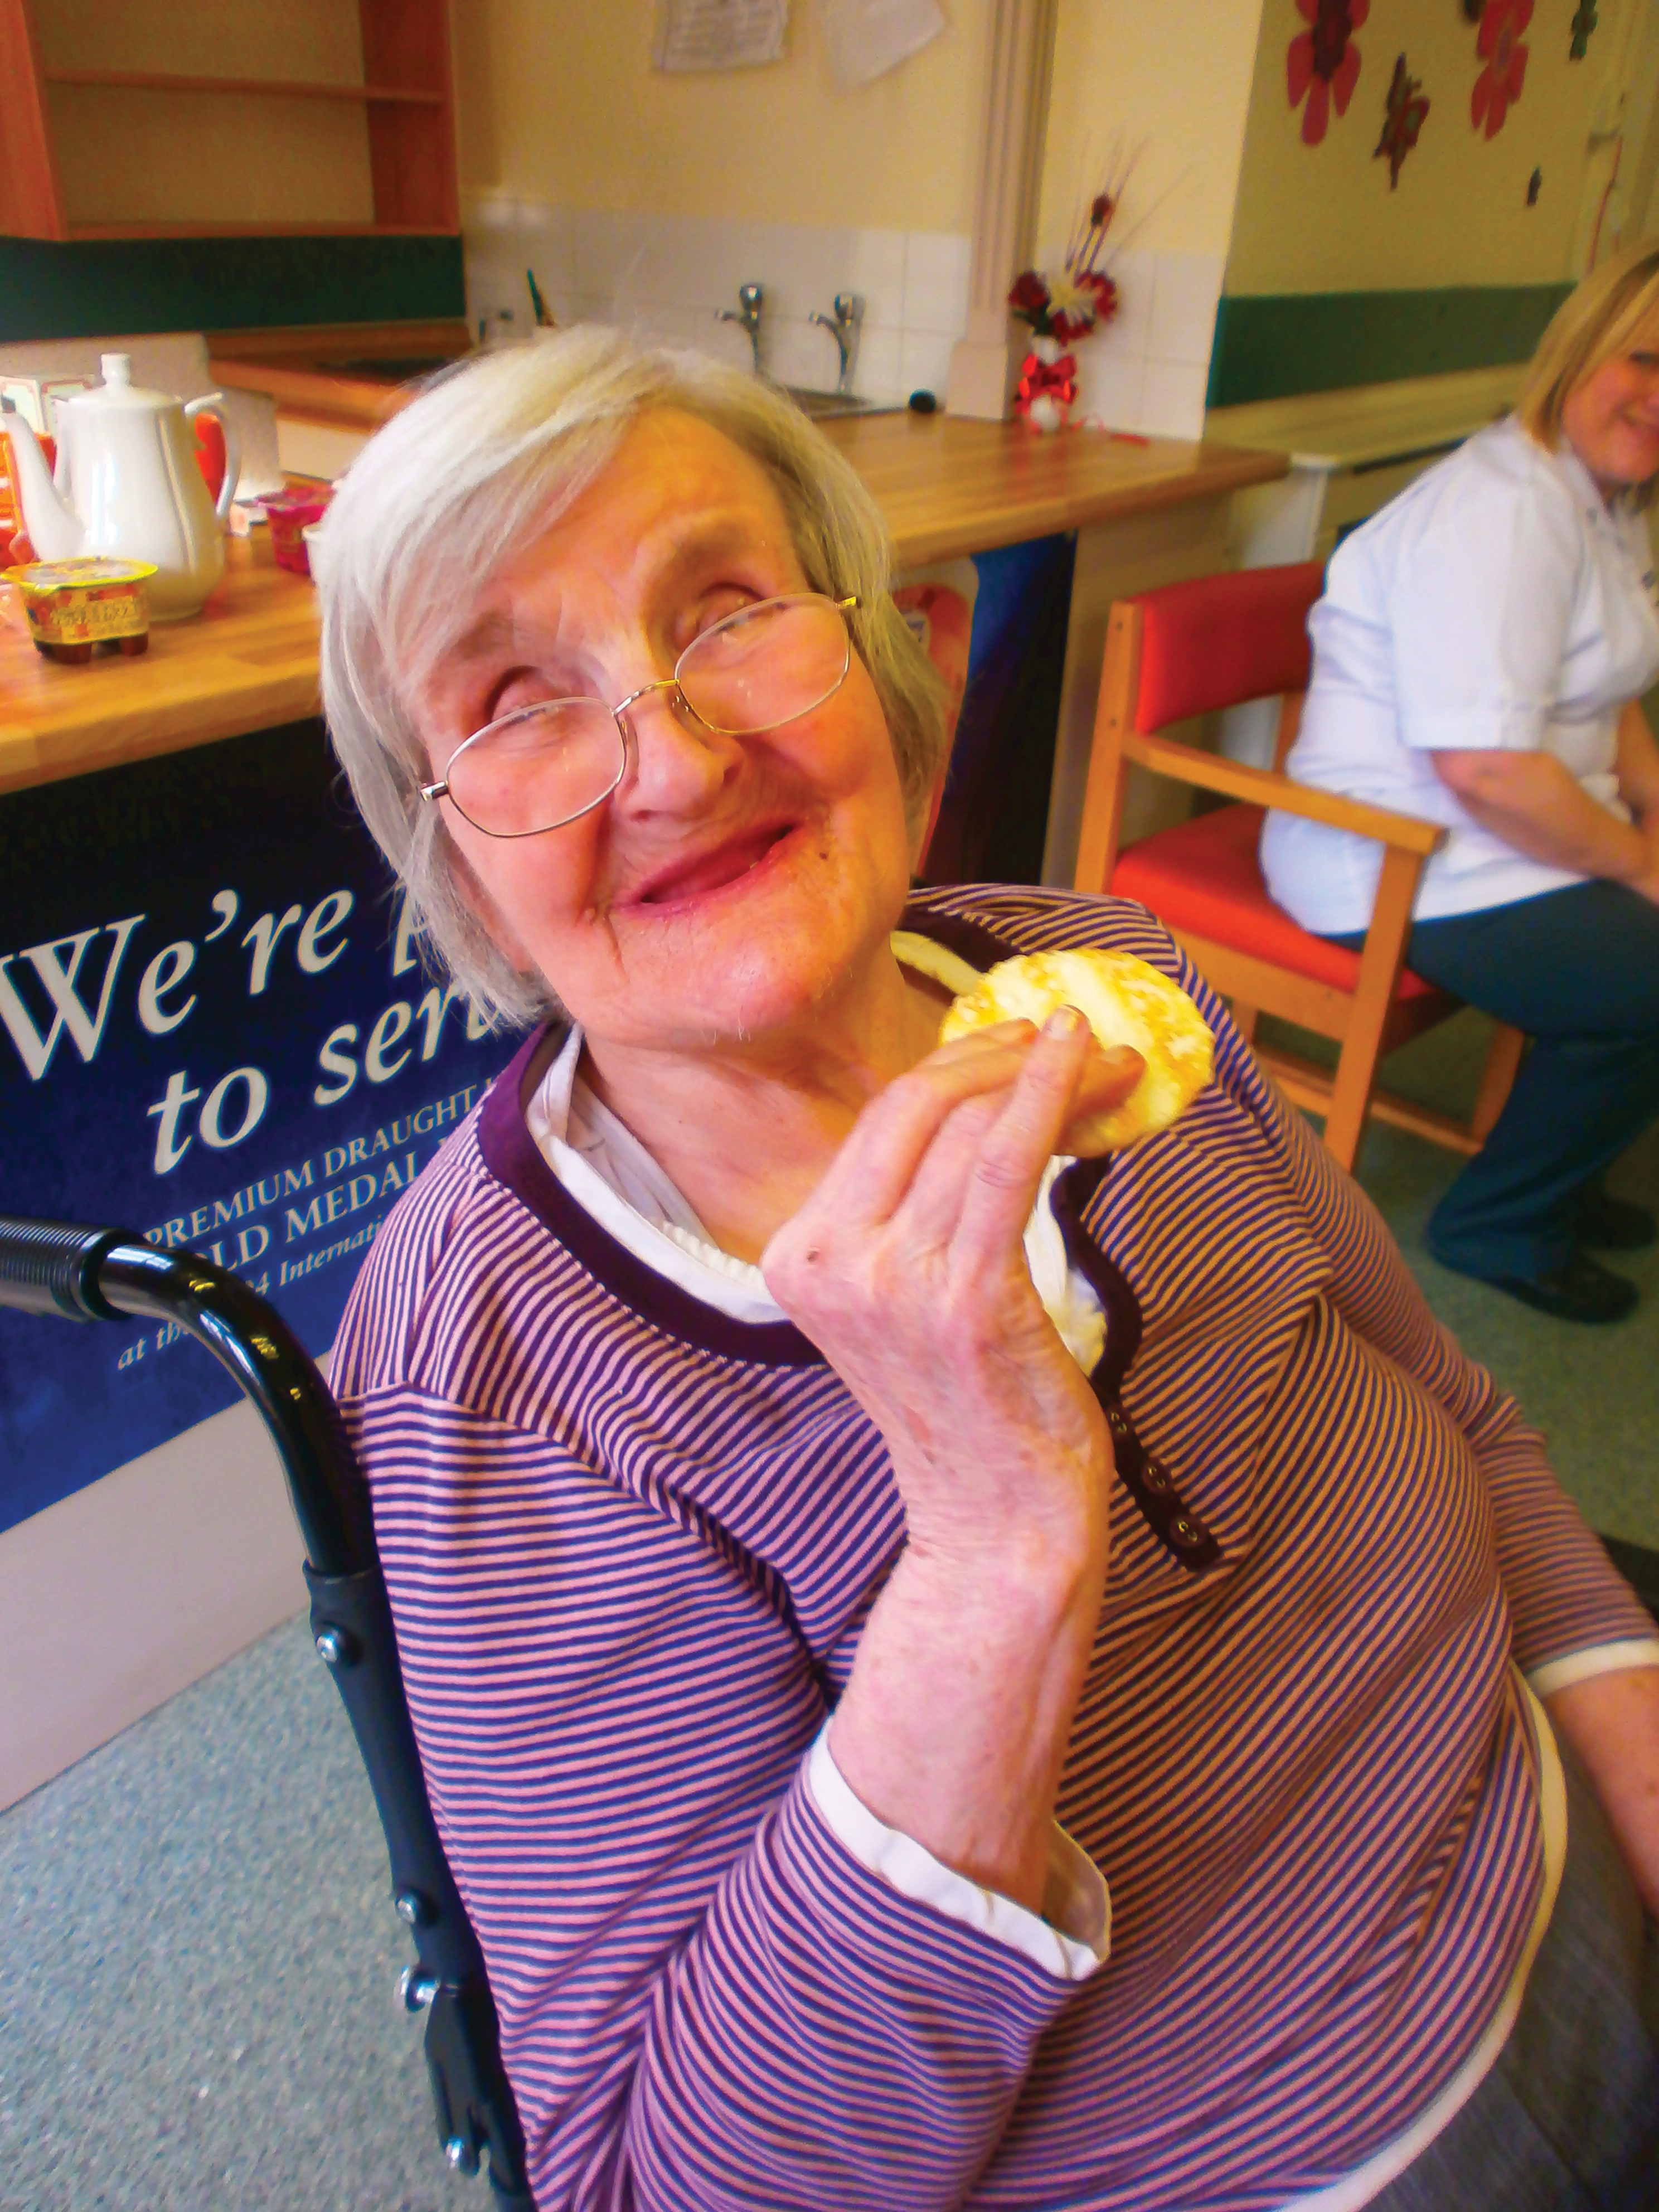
[1472,0,1530,138]
[1288,0,1368,147]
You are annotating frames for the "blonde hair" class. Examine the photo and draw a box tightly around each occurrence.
[1517,236,1659,501]
[314,326,949,1029]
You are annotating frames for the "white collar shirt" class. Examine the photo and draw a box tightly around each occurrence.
[1260,414,1659,934]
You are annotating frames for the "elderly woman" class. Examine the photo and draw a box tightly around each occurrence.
[317,331,1659,2212]
[1262,240,1659,1326]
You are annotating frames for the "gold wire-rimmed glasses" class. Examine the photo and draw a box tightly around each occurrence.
[419,591,860,840]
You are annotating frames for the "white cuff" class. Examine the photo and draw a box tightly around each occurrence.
[806,1726,1110,1982]
[1528,1638,1659,1700]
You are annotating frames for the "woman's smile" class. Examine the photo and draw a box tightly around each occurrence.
[622,818,801,909]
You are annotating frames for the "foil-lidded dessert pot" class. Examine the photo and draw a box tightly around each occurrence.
[4,556,157,663]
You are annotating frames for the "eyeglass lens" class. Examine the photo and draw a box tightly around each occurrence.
[441,595,851,838]
[444,700,625,841]
[675,595,850,736]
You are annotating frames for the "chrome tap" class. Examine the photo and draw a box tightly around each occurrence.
[717,282,765,376]
[809,293,865,397]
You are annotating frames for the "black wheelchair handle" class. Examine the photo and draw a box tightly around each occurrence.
[0,1216,130,1322]
[0,1214,535,2201]
[0,1217,367,1576]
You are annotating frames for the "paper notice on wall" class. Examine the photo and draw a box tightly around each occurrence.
[818,0,944,89]
[653,0,788,71]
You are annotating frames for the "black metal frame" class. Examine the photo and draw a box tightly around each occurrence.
[0,1217,533,2208]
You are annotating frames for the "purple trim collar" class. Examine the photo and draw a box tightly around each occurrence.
[479,1027,822,1366]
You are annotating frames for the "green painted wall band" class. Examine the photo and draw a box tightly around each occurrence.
[0,235,465,343]
[1207,284,1573,408]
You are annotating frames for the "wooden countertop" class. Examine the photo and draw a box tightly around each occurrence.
[210,355,415,433]
[1206,363,1522,471]
[817,410,1284,567]
[0,535,320,801]
[0,417,1285,799]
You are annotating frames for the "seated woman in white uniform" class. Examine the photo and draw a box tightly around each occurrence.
[1261,240,1659,1324]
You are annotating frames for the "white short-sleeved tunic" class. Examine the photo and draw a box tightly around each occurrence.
[1259,415,1659,936]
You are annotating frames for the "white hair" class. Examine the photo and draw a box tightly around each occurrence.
[313,326,950,1028]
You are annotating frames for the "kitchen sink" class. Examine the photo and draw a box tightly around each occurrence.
[782,386,894,419]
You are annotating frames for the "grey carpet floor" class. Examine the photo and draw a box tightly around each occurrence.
[1,1617,468,2212]
[4,1014,1656,2209]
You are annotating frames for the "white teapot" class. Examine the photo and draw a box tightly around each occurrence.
[4,353,240,622]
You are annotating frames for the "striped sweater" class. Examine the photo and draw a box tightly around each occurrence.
[331,885,1654,2212]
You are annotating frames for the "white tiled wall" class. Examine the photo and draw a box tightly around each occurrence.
[1068,248,1225,442]
[465,196,968,407]
[463,196,1221,438]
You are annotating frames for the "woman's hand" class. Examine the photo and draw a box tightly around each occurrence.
[1545,1666,1659,1918]
[764,1011,1141,1566]
[1624,830,1659,905]
[762,1012,1144,1912]
[1615,702,1659,902]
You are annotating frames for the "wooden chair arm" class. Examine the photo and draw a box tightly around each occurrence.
[1125,731,1446,858]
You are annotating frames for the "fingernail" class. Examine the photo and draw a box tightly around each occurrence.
[1045,1006,1085,1039]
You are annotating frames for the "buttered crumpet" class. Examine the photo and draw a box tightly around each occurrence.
[940,949,1213,1153]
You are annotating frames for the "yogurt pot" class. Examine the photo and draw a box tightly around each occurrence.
[263,486,332,577]
[4,556,157,663]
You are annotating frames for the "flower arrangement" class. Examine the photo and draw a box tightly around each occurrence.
[1007,190,1123,347]
[1006,159,1132,430]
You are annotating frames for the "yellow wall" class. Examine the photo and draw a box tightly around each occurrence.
[450,0,989,234]
[452,0,1270,260]
[1226,0,1633,294]
[1036,0,1268,264]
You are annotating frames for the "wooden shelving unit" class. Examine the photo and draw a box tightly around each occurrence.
[0,0,458,241]
[40,70,444,105]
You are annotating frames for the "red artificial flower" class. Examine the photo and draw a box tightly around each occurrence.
[1049,273,1118,345]
[1008,271,1051,320]
[1081,271,1118,319]
[1471,0,1530,137]
[1287,0,1369,147]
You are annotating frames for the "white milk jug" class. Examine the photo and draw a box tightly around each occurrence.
[5,353,240,621]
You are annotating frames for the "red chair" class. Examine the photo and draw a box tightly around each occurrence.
[1072,564,1525,1172]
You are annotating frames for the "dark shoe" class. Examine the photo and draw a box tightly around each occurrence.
[1575,1187,1656,1251]
[1492,1250,1639,1325]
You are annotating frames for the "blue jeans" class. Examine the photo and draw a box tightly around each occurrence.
[1327,882,1659,1280]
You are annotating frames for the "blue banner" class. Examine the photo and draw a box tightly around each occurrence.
[0,720,521,1534]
